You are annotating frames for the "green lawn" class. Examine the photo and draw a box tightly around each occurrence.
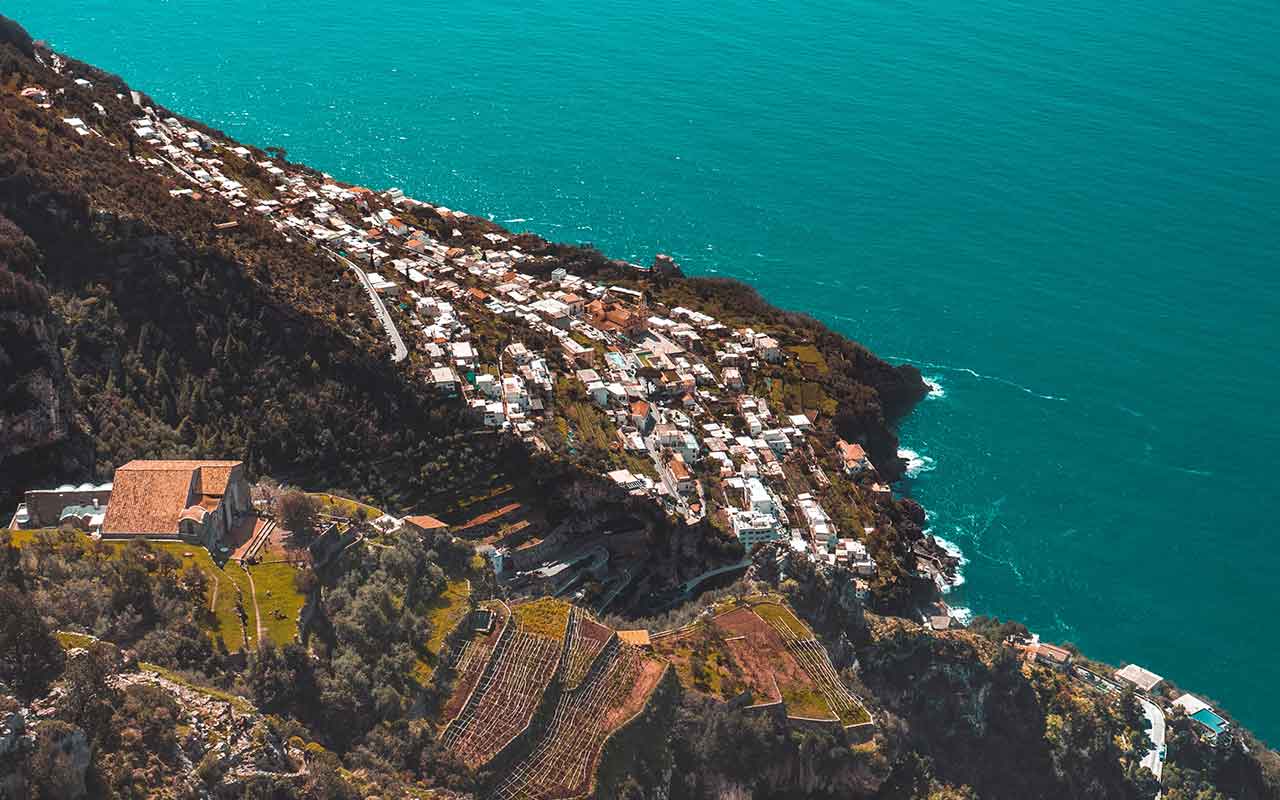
[425,578,471,658]
[146,542,248,652]
[55,631,99,650]
[223,565,257,651]
[310,492,386,521]
[413,578,472,682]
[7,531,249,652]
[246,562,306,647]
[788,344,830,375]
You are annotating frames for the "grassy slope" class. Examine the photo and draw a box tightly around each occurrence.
[246,561,306,648]
[512,597,571,640]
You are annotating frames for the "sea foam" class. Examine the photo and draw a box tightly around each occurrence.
[899,447,936,478]
[926,530,968,593]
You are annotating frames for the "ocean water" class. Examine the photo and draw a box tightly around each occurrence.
[12,0,1280,740]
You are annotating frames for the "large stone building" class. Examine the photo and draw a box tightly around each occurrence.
[100,460,252,549]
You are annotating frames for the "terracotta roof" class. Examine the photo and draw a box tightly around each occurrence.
[404,514,449,530]
[1035,643,1072,664]
[837,440,867,462]
[101,460,240,535]
[667,457,691,481]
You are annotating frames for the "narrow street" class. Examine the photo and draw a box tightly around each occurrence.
[324,246,408,362]
[1139,696,1166,785]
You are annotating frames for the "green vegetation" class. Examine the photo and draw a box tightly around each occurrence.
[138,660,255,714]
[2,22,1277,799]
[412,577,472,681]
[3,527,54,548]
[663,623,741,700]
[246,561,306,647]
[781,685,836,720]
[54,630,98,651]
[512,597,571,639]
[424,578,471,658]
[311,492,385,521]
[751,600,811,639]
[788,344,830,375]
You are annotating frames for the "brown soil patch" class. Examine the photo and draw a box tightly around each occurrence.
[653,605,817,709]
[602,656,666,731]
[454,502,521,532]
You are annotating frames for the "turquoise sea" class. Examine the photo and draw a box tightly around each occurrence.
[13,0,1279,740]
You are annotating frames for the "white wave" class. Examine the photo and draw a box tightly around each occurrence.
[898,447,936,478]
[949,606,974,625]
[889,356,1067,403]
[503,217,528,223]
[931,534,969,566]
[924,376,945,398]
[929,533,968,593]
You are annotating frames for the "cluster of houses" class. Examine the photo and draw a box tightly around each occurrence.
[33,72,896,603]
[1000,635,1232,746]
[1113,664,1233,741]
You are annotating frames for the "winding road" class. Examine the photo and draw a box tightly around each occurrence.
[1139,696,1166,785]
[324,246,409,362]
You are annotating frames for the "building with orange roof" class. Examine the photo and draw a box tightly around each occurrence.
[100,460,252,548]
[836,439,873,475]
[404,514,450,534]
[616,629,651,648]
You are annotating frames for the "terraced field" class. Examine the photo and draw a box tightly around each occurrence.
[653,596,872,728]
[438,601,668,799]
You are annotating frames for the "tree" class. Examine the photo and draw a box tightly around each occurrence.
[58,643,120,745]
[26,720,89,800]
[278,490,320,538]
[0,586,65,700]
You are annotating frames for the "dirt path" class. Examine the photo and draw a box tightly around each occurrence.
[208,575,220,613]
[240,563,264,648]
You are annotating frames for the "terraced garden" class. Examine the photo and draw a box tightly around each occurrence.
[440,624,564,767]
[654,596,873,728]
[438,603,669,799]
[511,597,571,640]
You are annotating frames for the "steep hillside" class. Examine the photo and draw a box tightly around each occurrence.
[0,13,921,537]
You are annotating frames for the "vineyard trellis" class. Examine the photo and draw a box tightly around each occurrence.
[762,613,871,725]
[493,633,644,800]
[562,606,610,689]
[442,627,564,766]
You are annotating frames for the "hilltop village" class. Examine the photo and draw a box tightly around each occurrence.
[2,20,1278,800]
[21,64,952,619]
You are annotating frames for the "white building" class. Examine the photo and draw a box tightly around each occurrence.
[731,510,784,551]
[744,478,775,516]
